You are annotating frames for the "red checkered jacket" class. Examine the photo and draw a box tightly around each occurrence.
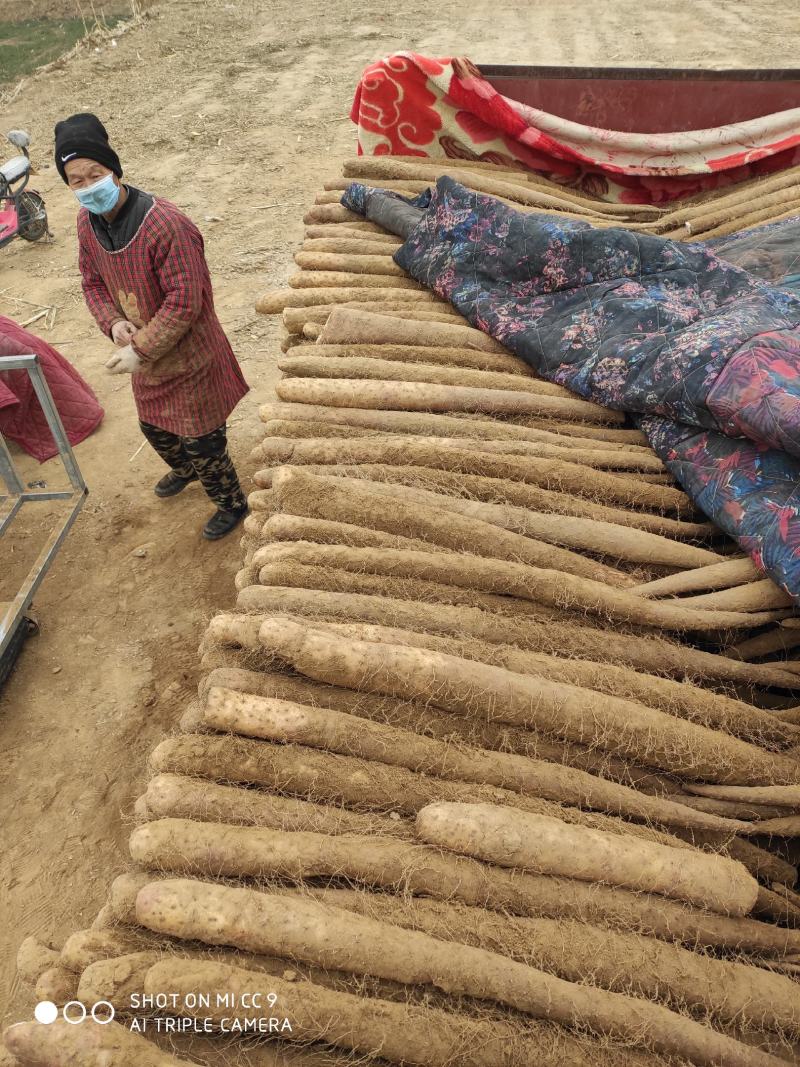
[77,196,248,437]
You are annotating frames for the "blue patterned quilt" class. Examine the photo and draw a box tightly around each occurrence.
[343,178,800,601]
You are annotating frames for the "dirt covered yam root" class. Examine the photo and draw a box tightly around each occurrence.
[272,457,693,529]
[202,685,750,834]
[288,340,526,373]
[15,937,60,986]
[259,399,645,445]
[77,951,161,1008]
[135,878,784,1067]
[267,470,719,569]
[144,957,669,1067]
[131,818,800,956]
[145,771,406,839]
[196,664,681,794]
[275,376,624,425]
[414,801,758,915]
[149,734,692,849]
[340,157,663,219]
[744,814,800,835]
[108,872,154,925]
[260,512,444,555]
[290,620,795,749]
[277,355,605,407]
[252,485,701,563]
[266,473,640,584]
[256,515,632,589]
[3,1019,198,1065]
[631,557,762,598]
[317,888,800,1037]
[252,533,772,631]
[257,461,714,573]
[59,928,150,973]
[676,579,793,612]
[686,783,800,806]
[255,287,437,313]
[33,966,78,1004]
[288,270,424,290]
[237,584,800,691]
[256,619,800,784]
[317,305,510,353]
[294,250,408,275]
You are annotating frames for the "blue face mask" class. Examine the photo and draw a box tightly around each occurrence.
[74,173,121,215]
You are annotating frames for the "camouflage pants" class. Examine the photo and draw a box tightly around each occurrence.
[139,421,247,512]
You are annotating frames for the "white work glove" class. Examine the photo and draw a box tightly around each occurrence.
[105,343,142,375]
[111,320,138,346]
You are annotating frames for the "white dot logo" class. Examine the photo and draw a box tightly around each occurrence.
[91,1001,115,1024]
[62,1002,87,1025]
[34,1001,58,1025]
[33,999,115,1026]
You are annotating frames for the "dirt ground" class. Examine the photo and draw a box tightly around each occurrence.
[1,0,798,1027]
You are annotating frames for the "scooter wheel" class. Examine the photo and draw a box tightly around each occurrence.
[18,191,49,242]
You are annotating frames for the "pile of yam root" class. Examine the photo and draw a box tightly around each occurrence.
[7,159,800,1067]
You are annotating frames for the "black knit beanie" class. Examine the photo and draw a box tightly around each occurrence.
[54,113,122,184]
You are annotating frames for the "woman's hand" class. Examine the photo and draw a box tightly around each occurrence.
[105,344,142,375]
[111,320,138,347]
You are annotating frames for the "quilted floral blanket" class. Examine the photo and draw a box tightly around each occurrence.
[351,53,800,204]
[0,316,104,462]
[343,178,800,601]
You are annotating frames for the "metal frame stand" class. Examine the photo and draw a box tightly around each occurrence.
[0,353,87,666]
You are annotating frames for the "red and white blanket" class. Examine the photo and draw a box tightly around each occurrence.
[350,54,800,204]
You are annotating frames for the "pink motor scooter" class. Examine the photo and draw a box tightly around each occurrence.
[0,130,50,249]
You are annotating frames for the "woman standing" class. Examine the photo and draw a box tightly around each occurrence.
[55,112,249,540]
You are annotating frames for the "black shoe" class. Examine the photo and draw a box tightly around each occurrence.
[202,505,248,541]
[155,471,198,498]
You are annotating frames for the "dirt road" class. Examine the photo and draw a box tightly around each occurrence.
[0,0,796,1026]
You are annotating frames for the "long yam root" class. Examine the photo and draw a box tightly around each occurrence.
[134,878,783,1067]
[256,287,437,314]
[258,513,634,590]
[262,464,719,569]
[253,560,572,622]
[686,784,800,807]
[259,399,643,445]
[130,821,800,956]
[266,441,689,512]
[315,887,800,1037]
[261,512,443,554]
[415,801,757,914]
[149,735,689,848]
[257,527,781,632]
[145,772,406,838]
[142,956,665,1067]
[236,584,800,690]
[3,1020,197,1065]
[632,558,762,598]
[275,617,796,749]
[318,305,508,353]
[675,580,793,612]
[202,686,748,833]
[257,620,800,783]
[288,270,423,290]
[198,665,675,793]
[275,376,621,426]
[255,441,712,540]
